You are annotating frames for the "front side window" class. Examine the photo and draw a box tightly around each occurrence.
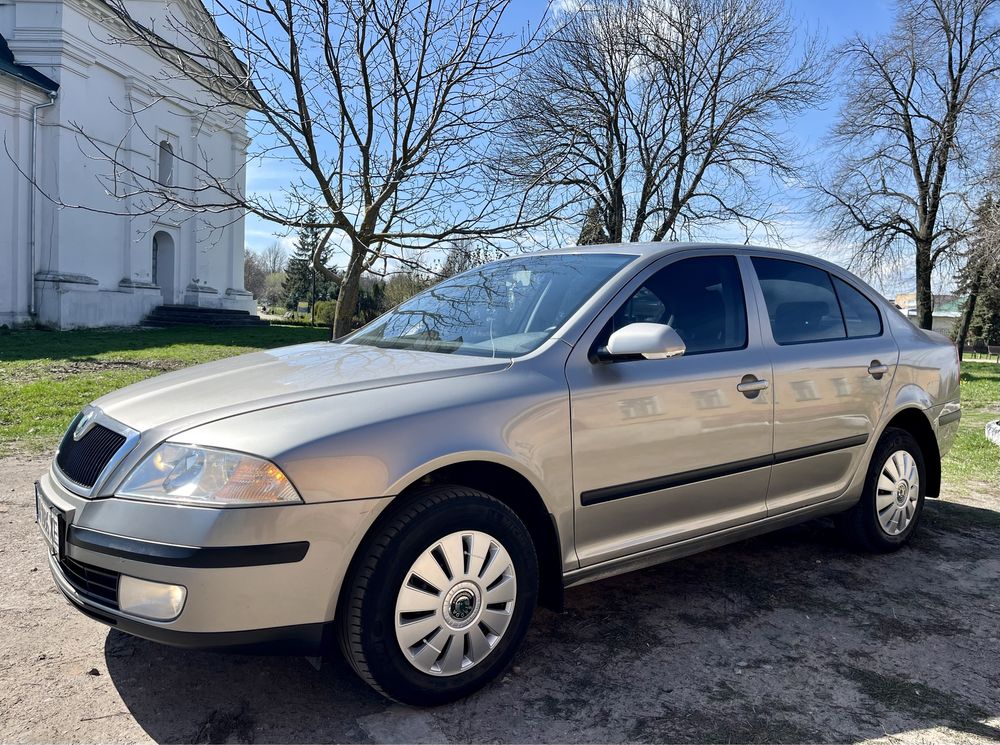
[346,253,633,358]
[599,255,748,355]
[752,258,846,345]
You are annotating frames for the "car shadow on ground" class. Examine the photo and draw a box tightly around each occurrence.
[104,499,1000,744]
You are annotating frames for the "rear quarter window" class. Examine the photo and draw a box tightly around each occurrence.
[832,276,882,338]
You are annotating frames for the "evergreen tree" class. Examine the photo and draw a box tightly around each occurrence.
[954,194,1000,355]
[354,277,386,327]
[282,208,339,312]
[578,203,609,245]
[967,263,1000,347]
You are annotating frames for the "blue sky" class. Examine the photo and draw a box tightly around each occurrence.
[244,0,910,290]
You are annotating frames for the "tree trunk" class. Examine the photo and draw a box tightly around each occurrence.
[607,186,625,243]
[914,238,934,330]
[332,247,367,339]
[955,265,984,360]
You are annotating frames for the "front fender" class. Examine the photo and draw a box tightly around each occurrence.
[384,450,555,504]
[171,362,574,517]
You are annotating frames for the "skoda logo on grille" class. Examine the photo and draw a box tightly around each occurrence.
[73,408,98,441]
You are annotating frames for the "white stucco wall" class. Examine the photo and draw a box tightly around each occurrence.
[2,0,253,328]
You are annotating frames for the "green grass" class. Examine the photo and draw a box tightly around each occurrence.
[1,328,998,495]
[0,326,328,455]
[941,360,1000,495]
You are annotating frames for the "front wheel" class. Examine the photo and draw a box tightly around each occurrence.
[838,427,926,552]
[338,486,538,705]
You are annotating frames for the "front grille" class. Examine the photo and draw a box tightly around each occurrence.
[56,421,127,488]
[60,556,120,609]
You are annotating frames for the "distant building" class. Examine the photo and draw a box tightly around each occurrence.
[893,292,964,336]
[0,0,254,329]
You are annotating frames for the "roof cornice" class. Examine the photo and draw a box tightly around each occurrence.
[0,32,59,93]
[66,0,257,111]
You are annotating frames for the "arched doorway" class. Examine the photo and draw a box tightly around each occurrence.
[152,231,176,304]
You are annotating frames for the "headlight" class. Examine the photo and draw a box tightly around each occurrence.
[118,443,301,507]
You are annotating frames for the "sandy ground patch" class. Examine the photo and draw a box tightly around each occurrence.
[1,453,998,744]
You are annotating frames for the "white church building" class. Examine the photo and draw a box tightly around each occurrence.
[1,0,254,328]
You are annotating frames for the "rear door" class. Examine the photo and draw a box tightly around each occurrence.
[747,256,899,515]
[566,251,774,567]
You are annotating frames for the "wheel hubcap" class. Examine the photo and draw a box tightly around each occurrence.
[394,530,517,676]
[876,450,920,536]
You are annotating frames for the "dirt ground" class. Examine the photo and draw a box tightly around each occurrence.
[1,453,998,744]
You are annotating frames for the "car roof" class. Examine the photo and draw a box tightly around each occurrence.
[532,241,844,271]
[521,241,887,302]
[536,241,802,260]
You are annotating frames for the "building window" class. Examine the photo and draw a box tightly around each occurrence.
[158,140,175,187]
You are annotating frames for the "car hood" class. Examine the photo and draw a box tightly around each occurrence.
[94,342,510,434]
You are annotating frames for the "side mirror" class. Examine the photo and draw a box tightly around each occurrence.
[594,322,686,362]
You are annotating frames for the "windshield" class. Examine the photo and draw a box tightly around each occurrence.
[345,253,633,357]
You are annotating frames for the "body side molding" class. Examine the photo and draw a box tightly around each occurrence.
[580,433,869,506]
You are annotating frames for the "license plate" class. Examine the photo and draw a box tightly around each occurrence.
[35,486,61,557]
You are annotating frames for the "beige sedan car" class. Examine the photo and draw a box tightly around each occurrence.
[36,244,960,704]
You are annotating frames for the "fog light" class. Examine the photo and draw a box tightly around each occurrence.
[118,575,186,621]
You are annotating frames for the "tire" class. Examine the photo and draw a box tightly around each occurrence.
[337,485,539,705]
[837,427,927,552]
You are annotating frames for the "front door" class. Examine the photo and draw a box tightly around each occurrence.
[567,253,774,567]
[746,256,899,515]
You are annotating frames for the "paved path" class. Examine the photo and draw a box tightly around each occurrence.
[2,454,999,743]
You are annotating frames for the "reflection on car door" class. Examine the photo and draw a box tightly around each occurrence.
[748,257,899,515]
[566,253,774,567]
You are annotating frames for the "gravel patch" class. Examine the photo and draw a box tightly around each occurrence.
[2,453,999,743]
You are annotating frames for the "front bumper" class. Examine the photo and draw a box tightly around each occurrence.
[47,552,334,653]
[37,468,392,653]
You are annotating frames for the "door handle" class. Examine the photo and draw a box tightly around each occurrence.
[868,360,889,379]
[737,374,769,398]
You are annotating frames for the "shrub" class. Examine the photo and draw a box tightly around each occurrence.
[314,300,337,325]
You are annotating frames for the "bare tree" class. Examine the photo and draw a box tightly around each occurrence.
[66,0,554,337]
[813,0,1000,329]
[436,239,501,278]
[243,249,268,300]
[504,0,825,244]
[261,242,286,276]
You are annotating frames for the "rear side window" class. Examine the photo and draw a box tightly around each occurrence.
[751,258,846,344]
[832,276,882,338]
[604,255,748,355]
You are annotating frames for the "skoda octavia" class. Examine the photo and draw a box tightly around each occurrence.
[36,243,960,704]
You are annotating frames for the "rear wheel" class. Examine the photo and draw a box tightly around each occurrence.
[338,486,538,705]
[838,427,926,552]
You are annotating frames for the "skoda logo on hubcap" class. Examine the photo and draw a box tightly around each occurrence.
[442,582,481,629]
[895,481,909,505]
[450,591,475,620]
